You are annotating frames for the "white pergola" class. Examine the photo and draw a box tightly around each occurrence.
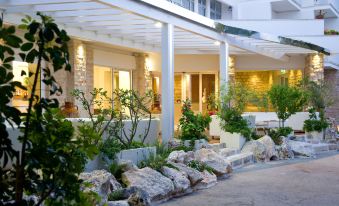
[0,0,330,143]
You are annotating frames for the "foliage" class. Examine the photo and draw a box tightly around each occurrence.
[268,127,293,145]
[72,88,117,141]
[249,91,270,112]
[100,137,146,164]
[218,107,252,140]
[112,89,153,147]
[0,12,100,205]
[219,82,254,113]
[268,85,308,127]
[108,189,125,201]
[303,107,329,132]
[109,163,126,184]
[250,131,262,140]
[187,160,213,174]
[206,92,218,112]
[178,99,211,141]
[300,78,335,119]
[139,152,176,172]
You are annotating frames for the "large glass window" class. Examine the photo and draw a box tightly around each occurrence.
[12,61,39,113]
[198,0,206,16]
[210,0,222,19]
[93,65,131,112]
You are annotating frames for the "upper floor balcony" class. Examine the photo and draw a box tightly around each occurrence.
[166,0,232,20]
[295,0,339,18]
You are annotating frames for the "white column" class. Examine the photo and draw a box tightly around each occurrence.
[161,23,174,145]
[219,41,229,93]
[206,0,211,18]
[194,0,199,13]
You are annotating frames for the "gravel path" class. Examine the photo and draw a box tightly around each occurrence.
[160,152,339,206]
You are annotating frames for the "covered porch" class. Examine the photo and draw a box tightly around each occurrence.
[3,0,330,144]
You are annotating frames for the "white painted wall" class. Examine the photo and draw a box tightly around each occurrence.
[93,49,136,70]
[218,19,324,35]
[291,36,339,53]
[235,55,305,71]
[147,52,306,72]
[236,2,272,19]
[325,18,339,30]
[272,10,315,19]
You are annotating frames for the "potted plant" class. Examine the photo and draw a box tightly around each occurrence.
[302,78,336,140]
[315,10,326,19]
[218,83,252,149]
[303,107,329,142]
[207,92,218,115]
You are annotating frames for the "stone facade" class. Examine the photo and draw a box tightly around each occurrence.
[305,53,324,82]
[324,69,339,121]
[132,53,151,95]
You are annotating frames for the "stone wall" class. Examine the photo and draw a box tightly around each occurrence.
[324,69,339,121]
[305,53,324,82]
[133,53,152,95]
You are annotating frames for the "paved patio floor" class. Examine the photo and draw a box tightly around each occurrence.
[160,153,339,206]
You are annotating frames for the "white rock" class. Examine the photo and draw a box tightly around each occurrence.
[121,167,174,202]
[288,140,315,157]
[194,148,232,176]
[194,170,217,190]
[79,170,122,203]
[169,162,203,186]
[161,166,191,194]
[167,150,187,163]
[275,137,294,159]
[257,135,279,160]
[107,200,129,206]
[241,140,267,162]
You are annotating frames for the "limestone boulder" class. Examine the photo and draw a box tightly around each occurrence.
[241,141,267,162]
[169,162,203,186]
[194,148,232,177]
[194,170,217,190]
[257,135,279,160]
[167,150,187,163]
[161,166,191,194]
[275,137,294,159]
[121,167,174,202]
[288,140,315,157]
[107,201,129,206]
[123,187,151,206]
[184,151,195,163]
[79,170,122,203]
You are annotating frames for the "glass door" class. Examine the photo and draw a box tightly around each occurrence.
[202,74,216,114]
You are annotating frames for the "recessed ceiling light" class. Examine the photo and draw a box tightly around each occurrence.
[214,41,220,46]
[154,22,162,28]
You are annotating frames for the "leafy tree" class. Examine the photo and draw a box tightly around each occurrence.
[1,13,97,205]
[268,85,308,127]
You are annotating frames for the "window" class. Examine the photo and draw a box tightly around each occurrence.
[167,0,194,11]
[198,0,206,16]
[210,0,222,19]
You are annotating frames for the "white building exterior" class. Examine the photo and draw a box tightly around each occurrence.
[1,0,338,143]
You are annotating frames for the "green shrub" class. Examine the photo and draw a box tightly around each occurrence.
[108,189,125,201]
[187,160,213,174]
[178,99,211,141]
[268,127,293,145]
[218,107,252,140]
[303,108,328,132]
[139,153,176,172]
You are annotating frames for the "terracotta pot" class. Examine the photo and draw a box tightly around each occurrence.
[61,101,79,118]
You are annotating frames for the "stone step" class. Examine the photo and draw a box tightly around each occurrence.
[207,143,227,153]
[328,143,337,151]
[219,148,239,157]
[225,152,254,169]
[311,143,330,154]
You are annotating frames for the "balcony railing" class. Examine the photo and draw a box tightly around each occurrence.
[167,0,195,12]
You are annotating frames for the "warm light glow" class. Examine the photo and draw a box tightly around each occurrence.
[154,22,162,28]
[145,58,153,71]
[214,41,220,46]
[77,45,85,57]
[13,61,29,84]
[280,69,286,74]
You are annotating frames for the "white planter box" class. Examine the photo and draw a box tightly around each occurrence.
[305,131,324,143]
[183,139,208,151]
[220,131,246,150]
[85,146,156,172]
